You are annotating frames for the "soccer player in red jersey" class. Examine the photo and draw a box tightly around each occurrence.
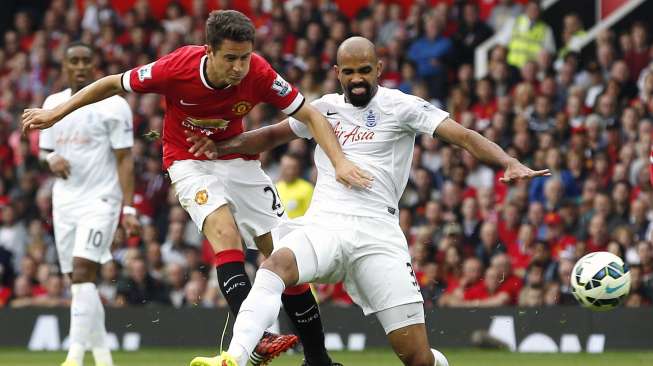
[23,10,369,366]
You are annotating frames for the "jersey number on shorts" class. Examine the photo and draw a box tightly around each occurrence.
[263,186,285,217]
[406,262,421,292]
[86,229,104,249]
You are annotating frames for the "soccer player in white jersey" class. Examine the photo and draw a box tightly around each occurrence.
[186,36,550,366]
[39,42,140,366]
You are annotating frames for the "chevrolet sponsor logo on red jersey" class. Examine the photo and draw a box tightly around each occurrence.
[183,116,230,130]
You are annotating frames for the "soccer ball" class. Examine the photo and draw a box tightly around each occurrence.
[570,251,630,311]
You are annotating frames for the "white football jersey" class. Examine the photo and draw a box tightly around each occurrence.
[289,86,448,219]
[39,89,133,209]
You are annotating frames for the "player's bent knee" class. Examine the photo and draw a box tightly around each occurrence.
[260,249,298,286]
[203,207,243,250]
[71,258,99,283]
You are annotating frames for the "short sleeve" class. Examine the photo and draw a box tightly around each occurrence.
[286,97,331,139]
[395,92,449,136]
[257,59,305,115]
[106,97,134,149]
[288,117,312,139]
[121,56,170,94]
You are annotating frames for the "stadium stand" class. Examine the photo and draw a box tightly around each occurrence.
[0,0,652,311]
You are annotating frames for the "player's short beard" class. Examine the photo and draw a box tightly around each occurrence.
[346,81,373,107]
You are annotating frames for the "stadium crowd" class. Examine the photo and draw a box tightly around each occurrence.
[1,0,653,310]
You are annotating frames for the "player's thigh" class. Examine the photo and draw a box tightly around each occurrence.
[272,221,345,286]
[386,322,434,366]
[253,232,273,257]
[168,160,241,249]
[72,200,120,267]
[226,160,286,250]
[345,246,423,315]
[52,209,78,274]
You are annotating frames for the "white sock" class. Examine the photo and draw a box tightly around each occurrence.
[67,283,97,365]
[228,269,285,366]
[90,292,113,366]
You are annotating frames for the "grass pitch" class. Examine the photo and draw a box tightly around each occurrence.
[1,348,652,365]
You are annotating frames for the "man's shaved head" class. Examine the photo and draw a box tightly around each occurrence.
[336,36,378,65]
[335,36,381,107]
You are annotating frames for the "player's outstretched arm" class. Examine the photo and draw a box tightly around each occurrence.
[22,74,123,133]
[292,103,373,189]
[434,117,551,183]
[186,119,299,159]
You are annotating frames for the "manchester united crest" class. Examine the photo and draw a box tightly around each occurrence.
[195,189,209,205]
[232,101,253,116]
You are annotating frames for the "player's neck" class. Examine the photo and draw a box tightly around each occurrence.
[204,58,231,89]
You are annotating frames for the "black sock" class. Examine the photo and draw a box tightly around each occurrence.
[282,288,332,366]
[215,251,252,315]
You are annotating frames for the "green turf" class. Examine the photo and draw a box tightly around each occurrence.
[1,348,652,366]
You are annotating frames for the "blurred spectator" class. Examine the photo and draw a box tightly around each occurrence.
[407,14,452,100]
[166,262,187,308]
[98,261,120,306]
[0,204,28,271]
[498,1,555,68]
[276,153,313,219]
[161,221,192,267]
[440,257,483,307]
[488,0,523,32]
[454,3,493,66]
[557,13,585,63]
[420,262,446,308]
[116,258,169,306]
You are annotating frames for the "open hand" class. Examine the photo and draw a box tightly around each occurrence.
[121,213,141,237]
[335,158,374,189]
[22,108,60,133]
[500,159,551,183]
[185,130,220,159]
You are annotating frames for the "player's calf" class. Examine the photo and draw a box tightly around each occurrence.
[397,350,435,366]
[282,285,333,366]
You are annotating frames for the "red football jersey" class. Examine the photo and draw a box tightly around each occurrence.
[121,46,304,169]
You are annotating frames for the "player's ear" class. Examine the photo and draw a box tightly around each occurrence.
[333,64,339,77]
[377,60,383,78]
[205,45,212,56]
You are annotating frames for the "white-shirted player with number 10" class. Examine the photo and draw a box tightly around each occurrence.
[187,36,550,366]
[38,42,140,366]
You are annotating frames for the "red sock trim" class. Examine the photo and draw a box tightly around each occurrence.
[215,249,245,266]
[283,283,311,295]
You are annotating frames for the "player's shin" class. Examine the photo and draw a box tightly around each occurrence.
[215,249,252,315]
[90,291,113,366]
[228,268,286,366]
[66,283,98,365]
[282,284,332,366]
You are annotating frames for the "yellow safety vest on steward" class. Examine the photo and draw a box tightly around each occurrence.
[507,15,547,67]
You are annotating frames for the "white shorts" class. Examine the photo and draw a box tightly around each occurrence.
[272,212,424,316]
[168,159,286,249]
[53,198,121,274]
